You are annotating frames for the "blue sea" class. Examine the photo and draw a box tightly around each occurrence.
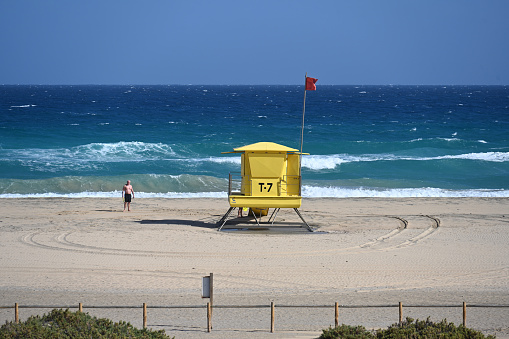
[1,85,508,198]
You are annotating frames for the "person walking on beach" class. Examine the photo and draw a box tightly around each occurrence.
[122,180,134,212]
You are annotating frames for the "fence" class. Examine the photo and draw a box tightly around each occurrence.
[1,301,508,333]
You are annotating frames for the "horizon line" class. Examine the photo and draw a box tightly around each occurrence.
[1,83,508,86]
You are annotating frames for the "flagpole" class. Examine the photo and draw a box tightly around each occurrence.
[299,73,307,190]
[300,72,307,155]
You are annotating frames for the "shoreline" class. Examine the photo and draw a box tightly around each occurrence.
[1,197,508,338]
[1,187,509,199]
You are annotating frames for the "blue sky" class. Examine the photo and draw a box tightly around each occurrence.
[1,1,508,85]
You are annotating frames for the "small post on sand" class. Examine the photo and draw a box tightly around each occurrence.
[399,302,403,325]
[207,302,212,332]
[202,273,214,329]
[15,303,19,324]
[463,302,467,327]
[209,273,214,312]
[335,302,339,327]
[270,302,275,333]
[79,303,83,312]
[143,303,147,329]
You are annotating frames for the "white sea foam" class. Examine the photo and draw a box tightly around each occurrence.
[0,191,227,198]
[2,187,507,198]
[301,186,509,198]
[300,151,509,170]
[4,142,508,174]
[202,156,241,165]
[301,155,350,170]
[438,137,460,142]
[2,143,241,173]
[10,141,178,165]
[432,152,509,162]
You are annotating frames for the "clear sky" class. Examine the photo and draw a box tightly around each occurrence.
[1,1,508,85]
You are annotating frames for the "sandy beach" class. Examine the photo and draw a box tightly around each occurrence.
[1,197,508,338]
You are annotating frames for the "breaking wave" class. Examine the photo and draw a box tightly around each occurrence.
[0,173,507,198]
[301,151,509,170]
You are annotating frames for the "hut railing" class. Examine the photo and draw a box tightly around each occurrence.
[228,173,253,196]
[280,175,302,196]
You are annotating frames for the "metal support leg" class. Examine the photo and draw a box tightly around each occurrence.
[250,209,261,226]
[268,208,281,225]
[217,207,234,225]
[294,208,313,232]
[217,207,235,231]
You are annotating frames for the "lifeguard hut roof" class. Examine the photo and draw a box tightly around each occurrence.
[222,142,307,154]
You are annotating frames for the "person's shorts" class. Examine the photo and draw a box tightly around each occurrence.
[124,194,132,202]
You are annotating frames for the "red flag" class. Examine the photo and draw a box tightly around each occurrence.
[305,77,318,91]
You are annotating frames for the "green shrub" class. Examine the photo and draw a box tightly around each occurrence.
[375,317,496,338]
[0,308,173,339]
[320,324,374,339]
[319,317,496,339]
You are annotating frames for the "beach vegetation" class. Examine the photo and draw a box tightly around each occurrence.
[319,323,374,338]
[319,317,495,339]
[0,308,173,339]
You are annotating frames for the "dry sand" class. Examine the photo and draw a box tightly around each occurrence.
[0,197,508,338]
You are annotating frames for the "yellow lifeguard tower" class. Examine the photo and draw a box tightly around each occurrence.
[217,142,313,231]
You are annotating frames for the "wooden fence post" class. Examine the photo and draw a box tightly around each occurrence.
[209,273,213,310]
[463,302,466,327]
[207,302,212,332]
[399,302,403,325]
[335,302,339,327]
[15,303,19,324]
[79,303,83,312]
[270,302,275,333]
[143,303,147,329]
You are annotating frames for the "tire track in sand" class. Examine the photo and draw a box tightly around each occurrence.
[359,215,440,251]
[19,215,440,258]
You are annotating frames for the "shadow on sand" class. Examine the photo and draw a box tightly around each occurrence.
[136,216,316,234]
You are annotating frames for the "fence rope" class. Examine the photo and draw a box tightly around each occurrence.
[2,302,508,331]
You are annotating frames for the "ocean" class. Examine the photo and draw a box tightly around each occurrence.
[1,85,508,198]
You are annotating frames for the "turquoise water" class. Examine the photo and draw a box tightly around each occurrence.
[1,85,508,197]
